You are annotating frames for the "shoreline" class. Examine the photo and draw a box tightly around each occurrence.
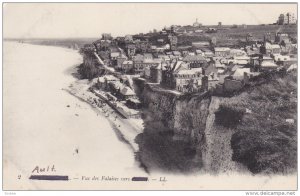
[63,78,147,171]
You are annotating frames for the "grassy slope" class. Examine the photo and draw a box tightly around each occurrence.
[215,71,297,174]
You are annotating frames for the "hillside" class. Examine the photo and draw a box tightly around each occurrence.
[215,70,297,174]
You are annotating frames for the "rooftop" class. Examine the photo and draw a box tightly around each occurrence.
[183,55,206,62]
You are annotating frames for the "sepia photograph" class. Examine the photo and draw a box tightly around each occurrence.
[2,2,298,192]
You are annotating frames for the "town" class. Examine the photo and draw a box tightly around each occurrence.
[79,12,297,119]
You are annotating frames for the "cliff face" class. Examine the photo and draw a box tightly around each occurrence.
[141,84,211,143]
[79,53,104,79]
[136,71,296,174]
[136,84,212,173]
[141,85,177,130]
[173,96,210,144]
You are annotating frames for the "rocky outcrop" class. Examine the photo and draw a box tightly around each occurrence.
[136,83,247,174]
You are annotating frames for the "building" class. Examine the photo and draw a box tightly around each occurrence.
[119,86,135,100]
[116,54,128,68]
[275,33,289,44]
[110,52,120,60]
[260,42,281,55]
[211,37,217,46]
[260,61,278,71]
[203,49,214,58]
[97,75,119,90]
[173,67,204,93]
[133,57,161,74]
[231,68,251,80]
[173,51,181,56]
[214,47,231,57]
[264,33,273,43]
[150,64,163,83]
[246,33,254,43]
[102,33,113,40]
[135,40,150,53]
[121,60,133,73]
[229,49,247,57]
[144,53,153,60]
[277,14,285,25]
[124,35,133,42]
[168,34,178,50]
[277,13,297,25]
[193,18,202,27]
[126,44,136,58]
[183,55,207,68]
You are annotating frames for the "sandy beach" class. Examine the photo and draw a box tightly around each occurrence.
[3,42,145,190]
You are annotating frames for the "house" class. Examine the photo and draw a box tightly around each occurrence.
[228,57,249,66]
[97,75,119,91]
[135,40,150,53]
[119,86,136,100]
[274,55,297,67]
[202,49,214,57]
[109,81,123,96]
[157,55,170,63]
[168,34,178,50]
[173,67,204,93]
[133,57,161,74]
[182,50,189,57]
[126,44,136,58]
[121,60,133,73]
[261,42,281,55]
[150,64,163,83]
[230,49,247,57]
[207,28,217,33]
[231,68,251,80]
[124,35,133,42]
[102,33,113,40]
[173,51,181,56]
[116,54,128,68]
[273,54,290,62]
[207,73,219,89]
[245,46,260,56]
[144,53,153,60]
[195,50,204,55]
[161,60,185,89]
[215,62,227,74]
[195,29,203,33]
[183,55,207,68]
[271,44,281,54]
[96,77,106,89]
[287,64,297,72]
[261,61,278,71]
[275,33,289,44]
[110,52,120,60]
[214,47,231,57]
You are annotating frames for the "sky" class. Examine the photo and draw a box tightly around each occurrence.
[3,3,297,39]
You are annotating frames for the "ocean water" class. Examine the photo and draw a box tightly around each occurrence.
[3,42,144,190]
